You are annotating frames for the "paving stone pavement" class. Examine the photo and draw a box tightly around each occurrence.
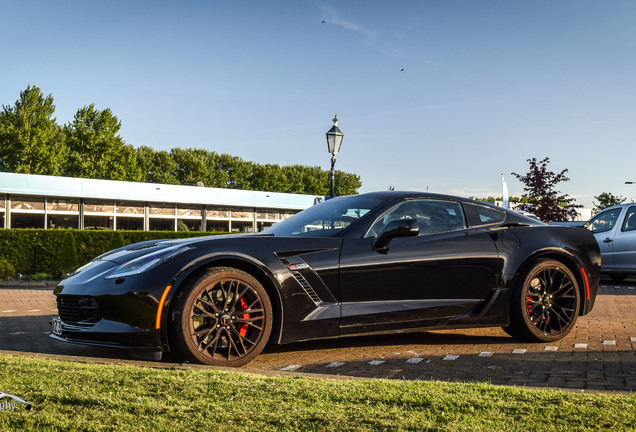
[1,279,634,392]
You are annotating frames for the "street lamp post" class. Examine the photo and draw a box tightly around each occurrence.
[325,115,344,198]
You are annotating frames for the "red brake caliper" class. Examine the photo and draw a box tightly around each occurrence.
[238,297,249,337]
[527,292,537,324]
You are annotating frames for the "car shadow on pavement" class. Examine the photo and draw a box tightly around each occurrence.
[0,314,125,360]
[261,329,517,356]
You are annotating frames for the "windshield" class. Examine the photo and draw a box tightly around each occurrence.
[264,195,383,237]
[585,208,621,234]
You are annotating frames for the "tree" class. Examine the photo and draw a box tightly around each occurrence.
[334,170,362,196]
[251,163,285,192]
[0,85,67,174]
[511,157,581,222]
[137,146,179,184]
[216,153,251,189]
[170,148,210,186]
[64,104,141,181]
[593,192,626,213]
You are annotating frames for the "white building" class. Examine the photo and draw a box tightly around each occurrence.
[0,172,322,232]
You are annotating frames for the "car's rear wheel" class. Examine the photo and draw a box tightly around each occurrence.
[170,267,272,367]
[503,260,580,342]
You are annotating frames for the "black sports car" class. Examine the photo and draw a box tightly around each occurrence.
[50,192,601,367]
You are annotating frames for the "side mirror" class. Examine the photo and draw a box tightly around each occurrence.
[373,219,419,253]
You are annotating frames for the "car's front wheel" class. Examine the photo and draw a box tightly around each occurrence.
[170,267,272,367]
[503,260,580,342]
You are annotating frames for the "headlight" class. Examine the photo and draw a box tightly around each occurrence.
[104,245,192,279]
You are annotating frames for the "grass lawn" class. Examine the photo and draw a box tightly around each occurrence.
[0,354,634,431]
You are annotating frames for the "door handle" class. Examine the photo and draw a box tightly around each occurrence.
[603,238,612,243]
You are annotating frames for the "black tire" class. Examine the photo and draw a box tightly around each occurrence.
[170,267,272,367]
[503,260,580,342]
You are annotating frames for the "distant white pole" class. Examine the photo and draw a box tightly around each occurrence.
[501,174,510,209]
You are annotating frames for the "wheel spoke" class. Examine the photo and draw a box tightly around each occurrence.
[222,279,238,310]
[196,295,221,315]
[200,332,220,352]
[229,285,250,312]
[229,327,251,354]
[226,329,247,357]
[551,304,574,326]
[550,279,572,298]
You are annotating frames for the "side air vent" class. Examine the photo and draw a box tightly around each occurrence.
[291,272,322,304]
[278,256,322,304]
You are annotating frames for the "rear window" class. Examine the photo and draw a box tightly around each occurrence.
[463,203,506,227]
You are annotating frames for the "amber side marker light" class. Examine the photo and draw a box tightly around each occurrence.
[579,268,590,300]
[156,285,173,329]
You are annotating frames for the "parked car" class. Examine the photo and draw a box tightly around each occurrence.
[583,203,636,281]
[50,191,601,366]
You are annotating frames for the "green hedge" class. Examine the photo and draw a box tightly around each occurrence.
[0,229,223,277]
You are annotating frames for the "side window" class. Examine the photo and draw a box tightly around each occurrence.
[463,203,506,227]
[586,208,621,234]
[622,207,636,232]
[365,199,467,238]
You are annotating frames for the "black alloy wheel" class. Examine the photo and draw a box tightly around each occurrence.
[504,260,580,342]
[171,267,272,367]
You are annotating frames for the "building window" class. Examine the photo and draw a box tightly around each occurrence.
[177,219,201,231]
[257,221,275,232]
[47,199,79,212]
[84,200,115,214]
[85,216,114,230]
[48,215,79,229]
[150,203,176,216]
[206,221,229,232]
[117,217,144,230]
[10,196,45,228]
[11,196,45,211]
[149,218,174,231]
[46,198,80,229]
[256,209,279,221]
[206,208,230,219]
[178,206,202,217]
[232,221,254,233]
[116,201,144,215]
[176,205,203,231]
[12,213,45,228]
[231,208,254,220]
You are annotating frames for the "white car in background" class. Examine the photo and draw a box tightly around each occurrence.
[584,203,636,281]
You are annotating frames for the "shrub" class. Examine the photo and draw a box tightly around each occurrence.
[0,229,223,276]
[0,258,15,280]
[57,231,79,277]
[108,231,125,251]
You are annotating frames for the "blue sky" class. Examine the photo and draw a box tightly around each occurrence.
[2,1,636,207]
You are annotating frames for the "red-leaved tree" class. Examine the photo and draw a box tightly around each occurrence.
[511,157,581,222]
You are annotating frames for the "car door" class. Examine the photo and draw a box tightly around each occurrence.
[585,207,624,270]
[612,206,636,272]
[338,198,500,335]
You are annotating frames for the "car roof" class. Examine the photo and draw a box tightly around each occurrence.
[597,203,635,212]
[347,191,539,225]
[352,190,484,203]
